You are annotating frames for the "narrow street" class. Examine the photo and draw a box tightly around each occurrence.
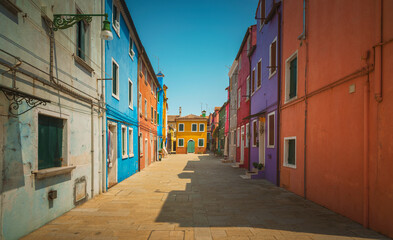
[23,154,387,240]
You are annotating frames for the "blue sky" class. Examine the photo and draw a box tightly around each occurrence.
[126,0,258,116]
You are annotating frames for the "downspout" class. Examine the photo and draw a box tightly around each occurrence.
[101,0,106,193]
[276,7,281,186]
[91,102,95,198]
[303,0,309,199]
[248,27,252,171]
[363,69,370,228]
[374,0,383,103]
[298,0,306,40]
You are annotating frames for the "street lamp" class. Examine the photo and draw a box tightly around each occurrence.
[53,13,113,40]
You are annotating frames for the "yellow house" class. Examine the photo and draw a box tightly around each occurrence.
[176,114,208,154]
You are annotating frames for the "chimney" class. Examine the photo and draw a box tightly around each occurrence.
[179,107,182,116]
[202,110,206,117]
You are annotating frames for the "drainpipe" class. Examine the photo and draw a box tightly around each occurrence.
[91,102,95,198]
[298,0,306,40]
[303,0,309,199]
[276,8,281,186]
[363,70,370,228]
[374,0,383,103]
[101,0,107,193]
[248,27,252,172]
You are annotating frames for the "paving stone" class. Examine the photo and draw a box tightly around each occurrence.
[22,154,388,240]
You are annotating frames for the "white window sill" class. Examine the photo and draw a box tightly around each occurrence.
[129,105,133,110]
[269,71,277,79]
[283,163,297,169]
[284,96,298,104]
[267,145,275,148]
[122,154,128,159]
[129,154,134,158]
[112,93,119,100]
[112,25,120,38]
[32,166,76,179]
[129,53,135,61]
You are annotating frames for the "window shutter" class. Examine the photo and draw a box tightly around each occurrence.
[288,139,295,165]
[289,57,297,98]
[38,115,63,170]
[271,41,277,73]
[112,63,117,95]
[269,114,274,146]
[257,61,261,87]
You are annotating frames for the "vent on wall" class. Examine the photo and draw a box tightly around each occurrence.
[74,177,87,205]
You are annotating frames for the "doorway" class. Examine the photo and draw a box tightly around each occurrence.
[259,120,265,165]
[187,140,195,153]
[107,122,117,188]
[240,125,244,164]
[145,138,149,168]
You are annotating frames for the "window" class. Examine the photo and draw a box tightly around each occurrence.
[246,76,250,100]
[121,125,127,158]
[129,37,135,59]
[76,12,89,61]
[178,138,184,147]
[238,55,241,71]
[260,0,266,27]
[139,93,142,116]
[112,59,119,98]
[139,133,143,156]
[144,64,148,85]
[198,138,204,147]
[257,60,261,88]
[157,113,159,125]
[112,2,120,36]
[246,123,250,147]
[284,137,296,168]
[192,123,197,132]
[251,69,255,94]
[267,112,275,148]
[129,128,134,157]
[237,127,240,147]
[128,79,133,109]
[269,38,277,77]
[144,99,147,119]
[154,110,157,124]
[253,120,258,147]
[285,51,298,102]
[178,123,184,132]
[38,114,65,170]
[237,88,241,108]
[199,123,205,132]
[151,106,153,122]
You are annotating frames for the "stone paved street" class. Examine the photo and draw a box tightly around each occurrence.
[23,154,389,240]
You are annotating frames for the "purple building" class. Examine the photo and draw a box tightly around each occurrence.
[248,0,281,184]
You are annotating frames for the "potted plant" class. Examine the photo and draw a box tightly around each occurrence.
[257,163,264,170]
[252,162,258,169]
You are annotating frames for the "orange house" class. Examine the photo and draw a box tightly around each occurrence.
[280,0,393,238]
[138,50,160,170]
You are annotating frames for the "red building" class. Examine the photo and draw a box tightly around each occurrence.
[235,25,256,169]
[280,0,393,238]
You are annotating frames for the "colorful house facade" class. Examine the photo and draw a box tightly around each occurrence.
[105,0,140,188]
[156,71,165,156]
[138,51,160,170]
[228,60,238,161]
[248,0,280,184]
[162,84,168,154]
[235,25,256,169]
[280,0,393,238]
[218,102,227,155]
[176,114,208,154]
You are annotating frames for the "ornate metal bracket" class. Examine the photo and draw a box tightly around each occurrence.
[53,14,108,31]
[0,85,51,117]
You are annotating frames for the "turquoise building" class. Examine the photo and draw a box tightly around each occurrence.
[157,71,165,155]
[105,0,141,188]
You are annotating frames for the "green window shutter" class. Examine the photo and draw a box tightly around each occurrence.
[112,63,117,95]
[129,81,132,105]
[38,115,63,170]
[288,139,296,165]
[289,57,297,98]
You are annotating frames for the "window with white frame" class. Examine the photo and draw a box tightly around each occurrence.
[284,137,296,168]
[267,112,275,148]
[112,59,119,98]
[198,138,204,147]
[128,128,134,157]
[76,9,89,61]
[191,123,197,132]
[237,127,240,147]
[269,38,277,77]
[246,123,250,147]
[144,99,147,119]
[128,79,133,109]
[199,123,205,132]
[251,69,255,94]
[121,125,127,158]
[252,120,258,147]
[139,133,143,155]
[129,37,135,59]
[237,88,241,108]
[285,51,298,102]
[178,138,184,147]
[139,93,142,116]
[246,76,250,100]
[112,2,120,36]
[178,123,184,132]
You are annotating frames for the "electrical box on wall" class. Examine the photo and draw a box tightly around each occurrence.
[48,190,57,200]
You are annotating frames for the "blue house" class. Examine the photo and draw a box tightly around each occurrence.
[105,0,142,188]
[156,71,165,156]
